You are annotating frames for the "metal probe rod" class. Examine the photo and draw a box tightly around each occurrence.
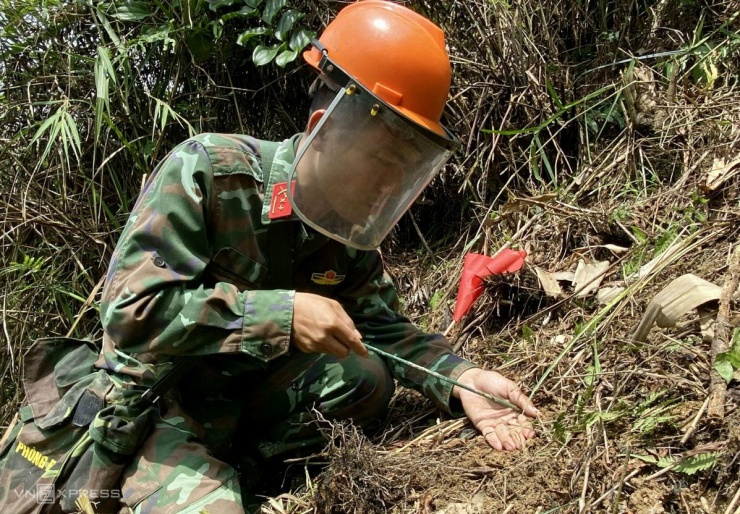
[364,343,522,413]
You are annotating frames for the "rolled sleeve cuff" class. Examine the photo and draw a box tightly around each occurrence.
[422,354,479,416]
[241,289,294,362]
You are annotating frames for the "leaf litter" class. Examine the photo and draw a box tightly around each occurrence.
[259,8,740,511]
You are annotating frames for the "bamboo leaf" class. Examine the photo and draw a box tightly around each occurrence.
[63,111,82,160]
[93,9,123,52]
[30,107,64,165]
[112,1,152,21]
[98,46,117,85]
[94,54,109,110]
[161,105,171,134]
[29,109,61,147]
[149,95,195,137]
[94,46,115,142]
[59,113,70,163]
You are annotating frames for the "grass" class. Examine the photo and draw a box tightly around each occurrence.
[2,0,740,512]
[291,1,740,511]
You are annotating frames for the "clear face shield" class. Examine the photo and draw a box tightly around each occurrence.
[287,56,458,250]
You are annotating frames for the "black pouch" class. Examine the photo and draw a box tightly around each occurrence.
[0,337,156,513]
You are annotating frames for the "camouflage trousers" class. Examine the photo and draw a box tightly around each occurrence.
[116,351,394,514]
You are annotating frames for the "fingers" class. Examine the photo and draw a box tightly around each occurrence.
[507,384,540,418]
[481,424,517,451]
[322,335,354,359]
[469,369,539,419]
[330,302,368,357]
[292,292,368,357]
[480,426,504,451]
[343,336,369,358]
[480,417,533,451]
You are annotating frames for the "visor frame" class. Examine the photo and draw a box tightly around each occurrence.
[286,84,453,250]
[311,41,459,153]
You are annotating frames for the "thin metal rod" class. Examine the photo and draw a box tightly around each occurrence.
[364,343,521,413]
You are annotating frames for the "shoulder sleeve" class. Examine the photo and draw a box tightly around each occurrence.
[337,250,477,415]
[100,138,293,361]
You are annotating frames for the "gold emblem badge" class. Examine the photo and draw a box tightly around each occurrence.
[311,270,345,285]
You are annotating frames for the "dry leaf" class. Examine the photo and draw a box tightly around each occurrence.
[627,237,684,283]
[697,306,716,344]
[573,260,611,297]
[500,193,558,214]
[535,266,563,297]
[597,285,625,304]
[702,156,740,192]
[437,492,486,514]
[552,335,568,346]
[631,274,721,342]
[553,271,576,282]
[603,244,629,254]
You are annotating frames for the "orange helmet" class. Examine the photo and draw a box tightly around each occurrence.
[290,1,457,250]
[303,0,452,139]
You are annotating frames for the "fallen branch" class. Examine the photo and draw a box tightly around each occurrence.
[708,245,740,419]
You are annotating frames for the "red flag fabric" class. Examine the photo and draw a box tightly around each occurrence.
[453,250,527,322]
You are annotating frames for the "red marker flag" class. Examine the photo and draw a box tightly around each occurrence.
[452,250,527,322]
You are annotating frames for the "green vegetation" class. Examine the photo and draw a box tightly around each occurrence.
[2,0,740,512]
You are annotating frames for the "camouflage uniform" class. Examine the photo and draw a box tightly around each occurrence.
[94,133,477,513]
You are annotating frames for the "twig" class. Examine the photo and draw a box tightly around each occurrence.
[611,447,631,514]
[708,245,740,419]
[65,274,106,338]
[576,423,597,514]
[590,468,642,510]
[680,394,711,445]
[0,413,18,449]
[578,451,591,513]
[409,212,438,266]
[383,419,466,454]
[724,483,740,514]
[2,292,13,371]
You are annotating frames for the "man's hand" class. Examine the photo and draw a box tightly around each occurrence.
[292,292,368,359]
[453,368,539,451]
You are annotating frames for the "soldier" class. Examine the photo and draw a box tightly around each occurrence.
[96,1,540,512]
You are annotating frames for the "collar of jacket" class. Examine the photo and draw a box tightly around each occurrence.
[260,133,302,225]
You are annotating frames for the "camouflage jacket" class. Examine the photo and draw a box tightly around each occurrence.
[96,133,476,414]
